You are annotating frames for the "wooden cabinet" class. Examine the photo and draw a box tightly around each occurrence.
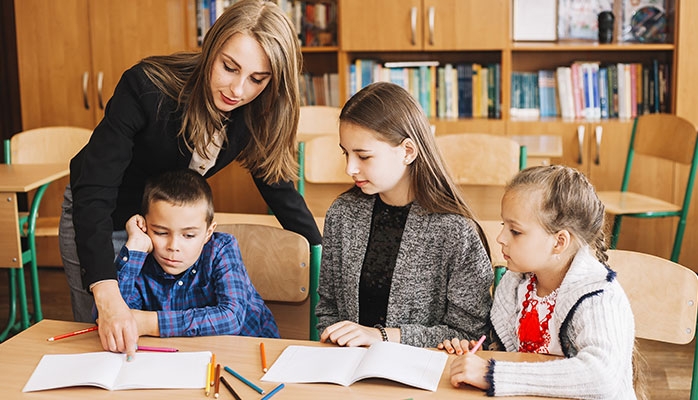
[13,0,193,130]
[339,0,507,51]
[12,0,193,266]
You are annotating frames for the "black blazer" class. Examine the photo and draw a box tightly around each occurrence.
[70,63,321,288]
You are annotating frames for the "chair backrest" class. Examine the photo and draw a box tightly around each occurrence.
[622,114,698,192]
[297,106,341,141]
[436,133,523,185]
[302,134,354,217]
[608,249,698,345]
[479,220,505,267]
[436,133,524,220]
[9,126,92,165]
[215,223,312,340]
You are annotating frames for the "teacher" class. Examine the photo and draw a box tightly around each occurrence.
[59,0,320,358]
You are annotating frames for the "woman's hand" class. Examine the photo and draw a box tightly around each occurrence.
[437,337,480,355]
[320,321,384,347]
[449,352,490,390]
[124,214,152,253]
[92,281,139,360]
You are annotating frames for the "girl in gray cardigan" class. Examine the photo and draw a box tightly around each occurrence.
[316,82,493,348]
[440,165,641,399]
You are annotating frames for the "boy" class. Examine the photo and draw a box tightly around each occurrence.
[113,169,279,338]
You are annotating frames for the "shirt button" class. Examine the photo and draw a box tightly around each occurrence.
[178,281,183,286]
[192,269,196,274]
[122,256,128,261]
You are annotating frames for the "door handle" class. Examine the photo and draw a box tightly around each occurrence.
[594,125,603,165]
[410,7,417,46]
[427,7,435,46]
[97,71,104,110]
[82,72,90,110]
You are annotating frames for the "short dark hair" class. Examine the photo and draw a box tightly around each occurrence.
[142,169,215,226]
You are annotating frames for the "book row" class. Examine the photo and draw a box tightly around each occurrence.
[349,60,502,120]
[195,0,337,47]
[513,60,670,120]
[300,72,340,108]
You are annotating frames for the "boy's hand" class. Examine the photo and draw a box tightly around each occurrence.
[124,214,152,253]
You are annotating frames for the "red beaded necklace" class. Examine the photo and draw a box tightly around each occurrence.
[518,274,558,353]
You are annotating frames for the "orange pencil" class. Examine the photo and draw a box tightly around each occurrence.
[213,364,221,398]
[46,325,98,341]
[260,342,268,372]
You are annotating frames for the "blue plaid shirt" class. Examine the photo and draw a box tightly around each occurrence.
[115,232,279,338]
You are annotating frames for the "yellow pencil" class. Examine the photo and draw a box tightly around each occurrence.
[205,361,212,396]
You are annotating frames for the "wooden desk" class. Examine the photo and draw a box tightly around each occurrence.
[0,164,69,339]
[1,320,561,399]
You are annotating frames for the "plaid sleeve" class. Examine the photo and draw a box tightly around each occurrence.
[115,245,146,309]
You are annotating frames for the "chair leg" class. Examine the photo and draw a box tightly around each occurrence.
[610,215,623,249]
[309,244,322,341]
[690,327,698,400]
[671,216,688,263]
[0,269,19,342]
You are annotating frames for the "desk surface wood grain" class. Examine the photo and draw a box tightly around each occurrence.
[0,320,562,399]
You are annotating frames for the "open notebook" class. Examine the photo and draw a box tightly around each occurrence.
[261,342,448,391]
[23,351,211,392]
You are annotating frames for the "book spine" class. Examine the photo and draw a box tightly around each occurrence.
[598,67,609,119]
[570,63,584,119]
[609,64,618,119]
[493,63,501,119]
[591,63,600,119]
[652,59,660,113]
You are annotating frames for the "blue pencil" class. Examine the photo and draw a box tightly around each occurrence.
[223,366,265,394]
[261,383,285,400]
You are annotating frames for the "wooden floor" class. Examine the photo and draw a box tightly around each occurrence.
[0,267,695,398]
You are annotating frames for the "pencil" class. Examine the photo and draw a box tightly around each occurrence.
[224,365,265,394]
[136,345,179,352]
[261,383,285,400]
[469,334,487,354]
[46,325,98,341]
[213,364,221,399]
[220,375,242,400]
[205,362,212,396]
[260,342,268,372]
[210,353,216,387]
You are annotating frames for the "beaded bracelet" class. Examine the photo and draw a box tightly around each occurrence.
[374,324,389,342]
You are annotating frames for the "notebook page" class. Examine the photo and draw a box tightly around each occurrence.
[351,342,447,391]
[23,352,123,392]
[113,351,211,390]
[261,346,366,386]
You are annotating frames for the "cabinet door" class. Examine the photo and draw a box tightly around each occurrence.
[340,0,422,51]
[423,0,507,50]
[586,120,632,191]
[88,0,191,122]
[13,0,96,130]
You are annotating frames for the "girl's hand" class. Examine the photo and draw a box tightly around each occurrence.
[437,337,480,355]
[449,352,490,390]
[320,321,383,347]
[124,214,152,253]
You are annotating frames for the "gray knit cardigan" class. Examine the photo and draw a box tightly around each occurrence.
[316,189,493,347]
[489,246,636,399]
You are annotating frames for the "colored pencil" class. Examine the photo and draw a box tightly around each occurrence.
[261,383,285,400]
[46,325,98,341]
[220,375,242,400]
[470,334,487,354]
[260,342,268,372]
[224,366,265,394]
[136,345,179,352]
[214,364,221,398]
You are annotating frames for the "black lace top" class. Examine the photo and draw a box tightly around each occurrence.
[358,195,412,327]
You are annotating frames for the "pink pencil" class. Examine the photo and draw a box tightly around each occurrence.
[469,335,487,354]
[137,345,179,352]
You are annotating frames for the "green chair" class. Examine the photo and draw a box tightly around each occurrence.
[597,114,698,262]
[215,223,322,341]
[1,127,92,341]
[608,249,698,400]
[436,133,526,221]
[296,106,341,196]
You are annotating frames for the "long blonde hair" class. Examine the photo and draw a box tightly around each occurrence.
[141,0,302,183]
[339,82,489,254]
